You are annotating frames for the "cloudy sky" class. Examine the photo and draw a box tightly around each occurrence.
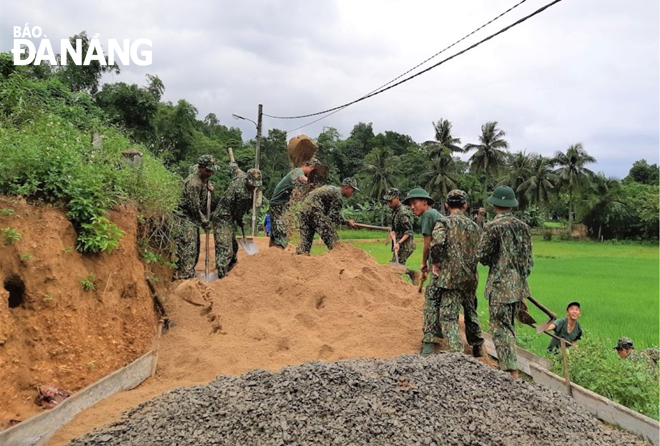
[1,0,658,178]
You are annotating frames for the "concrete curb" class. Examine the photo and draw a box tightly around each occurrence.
[0,351,156,446]
[482,332,553,374]
[529,363,659,445]
[482,333,658,445]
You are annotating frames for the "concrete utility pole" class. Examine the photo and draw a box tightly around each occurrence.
[251,104,263,237]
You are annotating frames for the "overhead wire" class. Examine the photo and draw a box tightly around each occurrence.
[268,0,563,133]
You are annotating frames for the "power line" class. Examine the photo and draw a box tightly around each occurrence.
[268,0,563,130]
[275,0,530,130]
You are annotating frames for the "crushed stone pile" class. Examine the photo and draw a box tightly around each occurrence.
[69,354,645,446]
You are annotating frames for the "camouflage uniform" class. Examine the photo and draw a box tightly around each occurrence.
[270,163,313,248]
[384,188,416,264]
[296,185,346,255]
[212,162,262,278]
[478,212,533,371]
[428,190,484,352]
[173,155,218,280]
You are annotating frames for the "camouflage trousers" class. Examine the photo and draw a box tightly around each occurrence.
[390,241,415,265]
[490,301,522,371]
[214,218,238,279]
[296,209,338,255]
[439,289,484,352]
[269,204,288,248]
[173,218,200,280]
[422,276,443,343]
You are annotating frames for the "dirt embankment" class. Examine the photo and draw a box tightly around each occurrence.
[0,197,157,428]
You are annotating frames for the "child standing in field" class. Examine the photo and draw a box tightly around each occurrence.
[547,301,583,352]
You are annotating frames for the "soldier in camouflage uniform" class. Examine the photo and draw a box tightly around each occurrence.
[173,155,219,280]
[212,160,262,279]
[384,187,416,264]
[478,186,533,378]
[296,178,358,255]
[615,338,660,373]
[269,159,320,249]
[429,190,485,356]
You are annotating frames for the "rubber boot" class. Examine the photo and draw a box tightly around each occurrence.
[472,345,484,358]
[420,343,435,357]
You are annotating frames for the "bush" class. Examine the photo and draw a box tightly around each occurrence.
[550,336,659,420]
[542,230,553,241]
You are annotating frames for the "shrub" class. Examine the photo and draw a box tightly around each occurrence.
[81,273,96,291]
[1,227,20,244]
[550,336,659,420]
[77,216,125,254]
[542,230,553,241]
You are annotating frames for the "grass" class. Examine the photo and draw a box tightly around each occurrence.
[543,221,566,229]
[327,232,659,355]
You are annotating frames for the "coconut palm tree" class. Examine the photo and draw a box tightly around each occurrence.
[422,148,458,213]
[465,121,510,206]
[361,146,400,201]
[517,155,558,210]
[429,118,463,155]
[506,151,534,209]
[553,143,596,232]
[581,173,625,240]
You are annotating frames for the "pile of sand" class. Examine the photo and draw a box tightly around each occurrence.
[163,240,424,379]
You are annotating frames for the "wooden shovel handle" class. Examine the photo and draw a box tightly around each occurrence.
[353,223,390,231]
[228,147,235,163]
[527,295,557,320]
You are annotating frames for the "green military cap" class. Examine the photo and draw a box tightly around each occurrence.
[614,337,634,350]
[197,154,220,171]
[383,187,400,201]
[246,168,263,188]
[487,185,518,208]
[446,189,468,205]
[341,177,360,192]
[402,188,434,206]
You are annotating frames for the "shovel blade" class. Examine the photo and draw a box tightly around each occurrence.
[388,262,408,273]
[195,271,219,282]
[536,320,554,334]
[238,237,259,255]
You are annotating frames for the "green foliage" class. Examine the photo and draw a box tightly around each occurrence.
[141,248,176,269]
[542,230,553,241]
[20,253,32,265]
[625,159,659,186]
[549,337,659,420]
[81,273,96,291]
[43,295,53,302]
[0,208,15,218]
[77,216,125,254]
[1,227,20,244]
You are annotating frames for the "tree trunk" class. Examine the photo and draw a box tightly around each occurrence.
[567,190,573,234]
[598,224,602,241]
[483,177,488,208]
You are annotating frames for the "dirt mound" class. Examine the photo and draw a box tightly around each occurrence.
[0,197,157,428]
[45,237,434,445]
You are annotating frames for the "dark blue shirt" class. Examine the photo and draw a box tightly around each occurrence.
[264,214,271,233]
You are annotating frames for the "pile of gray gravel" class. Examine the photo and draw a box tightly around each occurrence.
[70,354,647,446]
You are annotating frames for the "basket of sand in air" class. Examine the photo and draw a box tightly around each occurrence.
[288,135,317,167]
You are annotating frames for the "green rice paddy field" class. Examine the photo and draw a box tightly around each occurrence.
[312,233,659,356]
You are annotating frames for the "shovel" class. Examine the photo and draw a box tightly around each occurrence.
[227,146,259,256]
[238,224,259,255]
[388,232,408,272]
[527,295,557,334]
[352,223,391,231]
[196,189,219,282]
[518,305,573,346]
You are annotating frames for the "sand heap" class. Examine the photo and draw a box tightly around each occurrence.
[164,241,425,380]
